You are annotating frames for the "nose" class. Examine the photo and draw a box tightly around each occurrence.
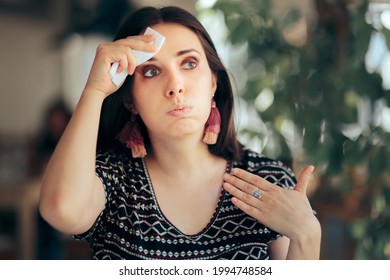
[167,87,184,97]
[165,69,185,99]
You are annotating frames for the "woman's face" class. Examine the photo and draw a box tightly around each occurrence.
[132,23,217,143]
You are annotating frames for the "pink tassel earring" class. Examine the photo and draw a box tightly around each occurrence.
[203,99,221,145]
[116,115,147,158]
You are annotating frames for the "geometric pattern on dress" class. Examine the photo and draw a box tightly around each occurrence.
[74,149,297,260]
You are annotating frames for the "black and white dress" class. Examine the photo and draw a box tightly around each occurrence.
[75,149,297,259]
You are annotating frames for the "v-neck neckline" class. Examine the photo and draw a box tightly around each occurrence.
[141,157,232,238]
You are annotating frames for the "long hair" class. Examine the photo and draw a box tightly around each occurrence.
[97,6,242,160]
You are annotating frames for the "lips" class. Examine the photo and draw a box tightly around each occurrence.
[168,106,192,116]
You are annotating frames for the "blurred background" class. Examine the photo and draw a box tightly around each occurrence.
[0,0,389,260]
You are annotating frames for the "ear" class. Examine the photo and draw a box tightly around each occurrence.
[124,103,139,115]
[123,96,133,111]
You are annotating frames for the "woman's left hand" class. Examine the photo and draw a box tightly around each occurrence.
[223,165,319,241]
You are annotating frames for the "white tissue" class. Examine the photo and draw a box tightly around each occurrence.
[109,27,166,87]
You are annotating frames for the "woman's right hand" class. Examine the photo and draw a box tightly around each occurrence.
[40,34,157,235]
[84,34,158,98]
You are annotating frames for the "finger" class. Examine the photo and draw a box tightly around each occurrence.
[141,33,157,45]
[223,173,257,196]
[229,194,263,220]
[223,182,263,208]
[112,51,130,74]
[109,34,159,73]
[229,168,272,191]
[109,45,136,74]
[294,165,315,194]
[124,49,137,75]
[137,33,155,41]
[116,37,158,74]
[116,34,158,52]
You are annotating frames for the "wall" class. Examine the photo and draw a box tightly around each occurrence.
[0,9,63,137]
[0,0,196,138]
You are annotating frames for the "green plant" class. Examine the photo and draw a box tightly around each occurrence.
[203,0,390,259]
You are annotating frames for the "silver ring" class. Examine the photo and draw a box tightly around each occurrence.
[251,189,261,199]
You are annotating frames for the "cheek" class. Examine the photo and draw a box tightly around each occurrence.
[132,74,155,95]
[132,83,154,110]
[132,79,146,99]
[196,69,216,94]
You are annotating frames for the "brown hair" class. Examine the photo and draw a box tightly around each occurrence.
[97,6,242,160]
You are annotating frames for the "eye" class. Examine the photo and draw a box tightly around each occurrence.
[183,59,197,70]
[143,67,161,78]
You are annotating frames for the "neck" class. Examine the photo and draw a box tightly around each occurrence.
[145,136,220,179]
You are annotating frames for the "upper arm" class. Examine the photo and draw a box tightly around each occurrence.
[268,236,290,260]
[70,174,106,235]
[39,173,106,235]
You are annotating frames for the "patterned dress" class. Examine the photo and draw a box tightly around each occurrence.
[74,149,297,259]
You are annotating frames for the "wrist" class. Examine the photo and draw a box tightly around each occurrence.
[287,218,321,259]
[289,217,321,245]
[82,86,108,103]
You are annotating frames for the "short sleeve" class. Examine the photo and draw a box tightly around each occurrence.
[73,151,115,240]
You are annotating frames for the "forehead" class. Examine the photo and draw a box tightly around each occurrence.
[149,23,205,55]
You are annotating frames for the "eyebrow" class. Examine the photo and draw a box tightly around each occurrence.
[147,48,201,62]
[177,48,201,56]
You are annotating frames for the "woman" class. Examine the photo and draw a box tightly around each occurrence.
[39,6,321,260]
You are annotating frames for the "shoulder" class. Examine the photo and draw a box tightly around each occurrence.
[95,149,144,179]
[96,149,139,167]
[96,149,128,165]
[236,148,297,189]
